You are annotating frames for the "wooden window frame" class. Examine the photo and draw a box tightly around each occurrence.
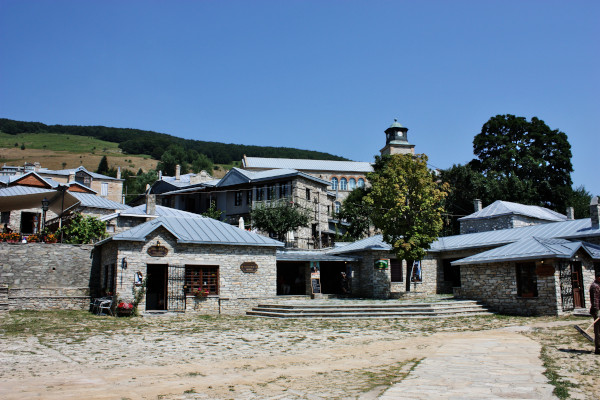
[185,265,219,295]
[516,262,538,298]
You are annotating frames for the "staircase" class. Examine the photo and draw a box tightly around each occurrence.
[247,299,493,319]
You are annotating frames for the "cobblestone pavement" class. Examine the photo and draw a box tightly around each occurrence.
[380,328,557,400]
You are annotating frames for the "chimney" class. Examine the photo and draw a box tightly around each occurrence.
[158,170,162,180]
[566,207,574,220]
[116,166,121,180]
[591,196,600,229]
[474,199,482,212]
[146,194,156,216]
[175,165,181,181]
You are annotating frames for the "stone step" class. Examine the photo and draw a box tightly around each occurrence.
[248,300,493,318]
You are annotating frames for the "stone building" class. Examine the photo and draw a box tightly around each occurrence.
[459,199,568,234]
[152,168,337,249]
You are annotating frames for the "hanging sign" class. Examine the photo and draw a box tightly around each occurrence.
[147,242,168,257]
[375,259,389,269]
[240,262,258,273]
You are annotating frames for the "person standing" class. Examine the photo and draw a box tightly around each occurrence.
[590,274,600,355]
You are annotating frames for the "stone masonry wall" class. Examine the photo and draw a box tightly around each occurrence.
[0,243,93,310]
[456,262,560,316]
[460,215,551,234]
[100,228,278,315]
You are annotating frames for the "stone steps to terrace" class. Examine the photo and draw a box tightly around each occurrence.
[247,299,494,319]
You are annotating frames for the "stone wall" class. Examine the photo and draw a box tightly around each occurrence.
[460,215,552,234]
[455,262,560,315]
[0,242,93,310]
[98,228,278,314]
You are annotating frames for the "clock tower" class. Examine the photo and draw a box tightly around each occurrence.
[380,119,415,156]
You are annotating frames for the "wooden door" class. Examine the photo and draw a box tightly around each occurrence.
[571,262,585,308]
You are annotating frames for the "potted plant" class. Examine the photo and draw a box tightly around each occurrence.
[6,232,20,243]
[116,301,134,317]
[192,288,210,300]
[27,234,40,243]
[44,233,58,243]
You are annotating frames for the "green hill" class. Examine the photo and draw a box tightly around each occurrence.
[0,118,348,164]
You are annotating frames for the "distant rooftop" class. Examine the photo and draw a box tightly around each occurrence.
[242,156,373,173]
[458,200,567,222]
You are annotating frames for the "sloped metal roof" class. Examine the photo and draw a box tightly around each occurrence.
[431,218,600,252]
[39,166,122,181]
[243,157,373,173]
[327,235,391,254]
[69,192,129,210]
[100,204,205,221]
[0,186,80,214]
[458,200,567,222]
[97,216,284,247]
[452,237,600,265]
[216,168,331,187]
[277,249,358,262]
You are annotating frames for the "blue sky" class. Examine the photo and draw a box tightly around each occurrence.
[1,1,598,197]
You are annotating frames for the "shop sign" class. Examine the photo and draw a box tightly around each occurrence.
[240,262,258,273]
[375,259,389,269]
[147,244,168,257]
[536,262,555,277]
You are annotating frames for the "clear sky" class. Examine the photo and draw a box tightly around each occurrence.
[1,1,598,197]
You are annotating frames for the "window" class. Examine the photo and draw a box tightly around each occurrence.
[331,177,338,190]
[516,262,537,297]
[101,182,108,197]
[349,178,356,190]
[280,183,289,198]
[340,178,347,191]
[1,211,9,224]
[357,178,365,188]
[75,171,92,187]
[334,201,341,214]
[185,265,219,295]
[256,186,264,201]
[306,188,311,201]
[266,185,275,200]
[234,191,243,206]
[246,190,252,205]
[390,259,403,282]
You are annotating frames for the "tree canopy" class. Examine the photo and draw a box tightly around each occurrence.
[336,187,373,241]
[365,154,448,262]
[250,201,310,242]
[471,114,573,211]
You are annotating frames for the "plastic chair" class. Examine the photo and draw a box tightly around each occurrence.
[97,299,113,316]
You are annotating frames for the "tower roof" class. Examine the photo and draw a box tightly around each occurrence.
[388,119,405,129]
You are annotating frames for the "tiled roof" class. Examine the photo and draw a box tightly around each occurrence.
[452,237,600,265]
[458,200,567,222]
[97,216,284,247]
[243,157,373,173]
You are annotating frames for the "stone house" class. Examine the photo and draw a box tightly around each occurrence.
[153,168,337,249]
[0,171,128,234]
[459,199,568,234]
[93,215,284,315]
[327,198,600,315]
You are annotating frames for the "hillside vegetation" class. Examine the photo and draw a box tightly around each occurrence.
[0,118,349,165]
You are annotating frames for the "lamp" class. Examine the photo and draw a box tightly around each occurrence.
[41,197,49,232]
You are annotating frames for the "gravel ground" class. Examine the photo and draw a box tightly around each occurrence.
[0,311,598,399]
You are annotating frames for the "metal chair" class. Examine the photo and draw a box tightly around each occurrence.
[97,299,113,316]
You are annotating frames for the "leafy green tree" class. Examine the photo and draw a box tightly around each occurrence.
[96,155,109,175]
[569,185,592,219]
[365,154,448,270]
[157,145,188,176]
[190,152,214,173]
[250,201,310,241]
[337,187,373,241]
[471,114,573,211]
[58,213,107,244]
[202,203,223,220]
[122,169,158,204]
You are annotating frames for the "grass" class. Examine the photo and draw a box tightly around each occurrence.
[540,345,577,399]
[0,132,121,153]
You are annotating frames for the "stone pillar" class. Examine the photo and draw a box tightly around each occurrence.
[146,194,156,215]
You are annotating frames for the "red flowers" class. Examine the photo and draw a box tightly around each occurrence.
[117,302,133,310]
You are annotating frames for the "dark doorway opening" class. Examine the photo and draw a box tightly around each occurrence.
[20,212,40,234]
[146,264,168,310]
[277,262,306,295]
[319,261,347,294]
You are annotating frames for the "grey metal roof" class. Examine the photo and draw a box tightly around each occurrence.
[458,200,567,222]
[452,237,600,265]
[243,157,373,173]
[69,192,129,210]
[38,166,122,181]
[217,168,331,187]
[0,185,55,197]
[97,216,284,247]
[100,204,205,221]
[277,250,358,262]
[327,235,391,254]
[431,218,600,252]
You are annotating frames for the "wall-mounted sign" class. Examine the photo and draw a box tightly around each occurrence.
[147,245,168,257]
[240,262,258,273]
[310,261,320,279]
[536,263,555,277]
[375,259,389,269]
